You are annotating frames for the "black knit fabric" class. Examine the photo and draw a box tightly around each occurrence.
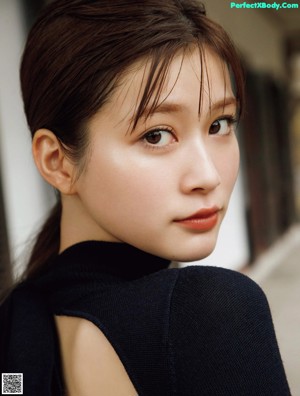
[0,241,291,395]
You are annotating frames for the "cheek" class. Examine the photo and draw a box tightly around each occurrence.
[82,149,171,217]
[216,139,240,192]
[228,142,240,187]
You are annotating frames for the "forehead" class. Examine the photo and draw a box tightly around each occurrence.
[100,46,234,126]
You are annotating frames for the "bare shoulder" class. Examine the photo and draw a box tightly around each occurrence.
[54,315,137,396]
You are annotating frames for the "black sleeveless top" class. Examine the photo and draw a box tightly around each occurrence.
[0,241,291,395]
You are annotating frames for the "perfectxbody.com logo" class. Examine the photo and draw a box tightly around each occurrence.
[230,2,299,9]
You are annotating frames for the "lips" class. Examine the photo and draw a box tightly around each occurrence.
[175,207,220,231]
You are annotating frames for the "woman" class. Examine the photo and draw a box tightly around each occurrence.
[0,0,291,395]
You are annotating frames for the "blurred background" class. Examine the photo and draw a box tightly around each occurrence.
[0,0,299,393]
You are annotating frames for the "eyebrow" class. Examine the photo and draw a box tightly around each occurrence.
[132,96,237,123]
[209,97,237,112]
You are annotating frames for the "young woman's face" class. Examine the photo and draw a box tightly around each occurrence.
[69,47,240,261]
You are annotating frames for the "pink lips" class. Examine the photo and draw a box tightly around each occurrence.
[175,207,220,231]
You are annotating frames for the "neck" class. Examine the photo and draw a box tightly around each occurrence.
[59,194,119,253]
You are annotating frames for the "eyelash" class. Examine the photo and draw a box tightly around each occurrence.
[140,114,238,150]
[209,115,238,136]
[140,126,176,151]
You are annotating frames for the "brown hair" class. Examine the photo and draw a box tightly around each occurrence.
[20,0,244,280]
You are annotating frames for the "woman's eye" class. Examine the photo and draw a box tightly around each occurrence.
[143,129,175,147]
[209,117,236,136]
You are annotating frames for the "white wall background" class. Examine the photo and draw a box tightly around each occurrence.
[0,0,288,274]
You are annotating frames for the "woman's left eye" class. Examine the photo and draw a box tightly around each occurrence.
[142,128,175,147]
[209,117,237,136]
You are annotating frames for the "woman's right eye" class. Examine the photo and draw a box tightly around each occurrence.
[142,128,176,147]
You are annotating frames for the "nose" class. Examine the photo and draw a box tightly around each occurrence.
[179,140,221,194]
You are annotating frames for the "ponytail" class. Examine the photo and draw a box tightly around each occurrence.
[21,200,62,281]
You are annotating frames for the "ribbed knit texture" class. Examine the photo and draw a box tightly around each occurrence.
[0,241,291,395]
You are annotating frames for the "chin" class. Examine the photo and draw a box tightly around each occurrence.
[170,240,217,263]
[179,250,214,263]
[164,222,223,263]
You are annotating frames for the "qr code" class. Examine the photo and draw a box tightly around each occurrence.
[1,373,23,395]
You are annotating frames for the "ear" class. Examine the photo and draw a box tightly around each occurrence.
[32,129,77,195]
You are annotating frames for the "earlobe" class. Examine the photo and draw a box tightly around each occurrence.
[32,129,77,194]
